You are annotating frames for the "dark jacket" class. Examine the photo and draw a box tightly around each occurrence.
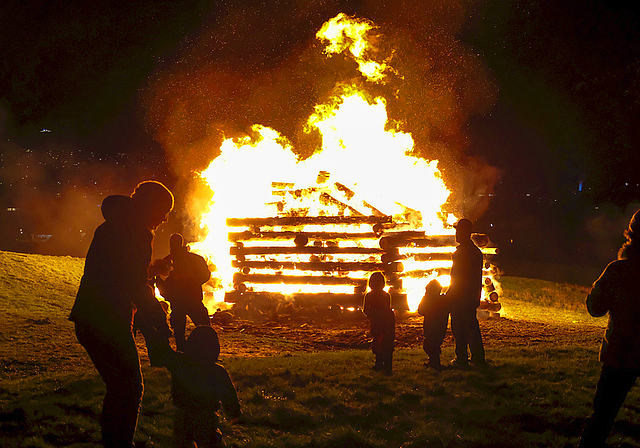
[157,246,210,306]
[418,292,449,337]
[165,350,241,417]
[69,195,168,334]
[363,289,395,353]
[587,258,640,369]
[447,240,483,310]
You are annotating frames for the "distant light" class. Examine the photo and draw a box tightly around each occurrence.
[40,128,51,133]
[578,181,583,192]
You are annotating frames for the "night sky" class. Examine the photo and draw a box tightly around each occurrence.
[1,0,639,272]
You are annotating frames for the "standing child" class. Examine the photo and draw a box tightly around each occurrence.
[160,325,242,448]
[363,272,396,375]
[418,279,449,370]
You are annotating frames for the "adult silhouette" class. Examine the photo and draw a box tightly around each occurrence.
[156,233,211,351]
[580,209,640,448]
[69,180,174,448]
[447,218,486,367]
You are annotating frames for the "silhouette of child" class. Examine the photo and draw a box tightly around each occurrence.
[363,272,396,375]
[418,279,449,370]
[160,325,242,448]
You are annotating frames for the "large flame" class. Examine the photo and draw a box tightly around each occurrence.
[190,14,489,312]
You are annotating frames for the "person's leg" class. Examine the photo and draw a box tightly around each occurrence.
[194,411,223,448]
[450,311,469,366]
[173,407,195,448]
[579,365,639,448]
[467,309,486,364]
[188,301,211,327]
[76,324,143,448]
[170,308,188,351]
[382,350,393,375]
[423,329,443,369]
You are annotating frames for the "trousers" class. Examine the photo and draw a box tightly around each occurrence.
[579,365,640,448]
[450,305,485,364]
[169,300,210,351]
[76,323,143,448]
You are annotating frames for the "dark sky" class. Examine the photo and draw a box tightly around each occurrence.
[1,0,638,192]
[1,0,639,263]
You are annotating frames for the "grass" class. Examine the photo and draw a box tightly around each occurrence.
[496,276,590,311]
[1,250,639,448]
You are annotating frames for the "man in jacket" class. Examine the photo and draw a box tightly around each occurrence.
[69,180,174,448]
[447,218,486,368]
[156,233,211,351]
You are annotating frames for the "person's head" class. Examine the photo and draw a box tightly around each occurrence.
[131,181,174,231]
[184,325,219,364]
[425,279,442,297]
[618,209,640,260]
[368,272,386,291]
[169,233,184,252]
[454,218,473,243]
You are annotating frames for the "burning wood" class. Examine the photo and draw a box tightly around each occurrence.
[189,15,501,316]
[222,214,500,316]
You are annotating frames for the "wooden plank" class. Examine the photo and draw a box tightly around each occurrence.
[225,290,365,307]
[230,246,385,255]
[231,260,403,272]
[229,231,379,242]
[233,273,368,286]
[226,215,392,227]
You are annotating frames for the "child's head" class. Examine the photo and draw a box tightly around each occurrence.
[425,279,442,297]
[184,325,220,363]
[368,272,386,291]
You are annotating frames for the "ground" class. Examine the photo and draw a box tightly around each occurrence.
[1,299,605,380]
[213,301,605,359]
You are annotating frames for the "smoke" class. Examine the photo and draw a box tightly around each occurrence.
[584,202,640,265]
[0,110,170,256]
[143,0,499,229]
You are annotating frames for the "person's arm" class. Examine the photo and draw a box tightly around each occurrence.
[417,295,428,316]
[363,293,370,317]
[215,366,242,420]
[195,254,212,286]
[586,262,615,317]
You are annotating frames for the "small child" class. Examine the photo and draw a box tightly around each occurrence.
[363,272,396,375]
[417,279,449,370]
[162,325,242,448]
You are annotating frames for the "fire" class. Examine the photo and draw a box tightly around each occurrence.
[316,13,389,82]
[190,14,497,314]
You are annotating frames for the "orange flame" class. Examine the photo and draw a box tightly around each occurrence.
[190,14,494,312]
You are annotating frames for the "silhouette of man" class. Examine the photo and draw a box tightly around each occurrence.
[156,233,211,351]
[447,218,486,367]
[69,180,174,448]
[579,209,640,448]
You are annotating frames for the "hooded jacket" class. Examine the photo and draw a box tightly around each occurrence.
[587,258,640,369]
[70,195,167,334]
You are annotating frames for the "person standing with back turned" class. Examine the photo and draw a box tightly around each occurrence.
[156,233,211,351]
[363,271,396,375]
[579,209,640,448]
[447,218,486,368]
[69,180,174,448]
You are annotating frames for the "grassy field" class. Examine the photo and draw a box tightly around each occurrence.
[1,250,639,448]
